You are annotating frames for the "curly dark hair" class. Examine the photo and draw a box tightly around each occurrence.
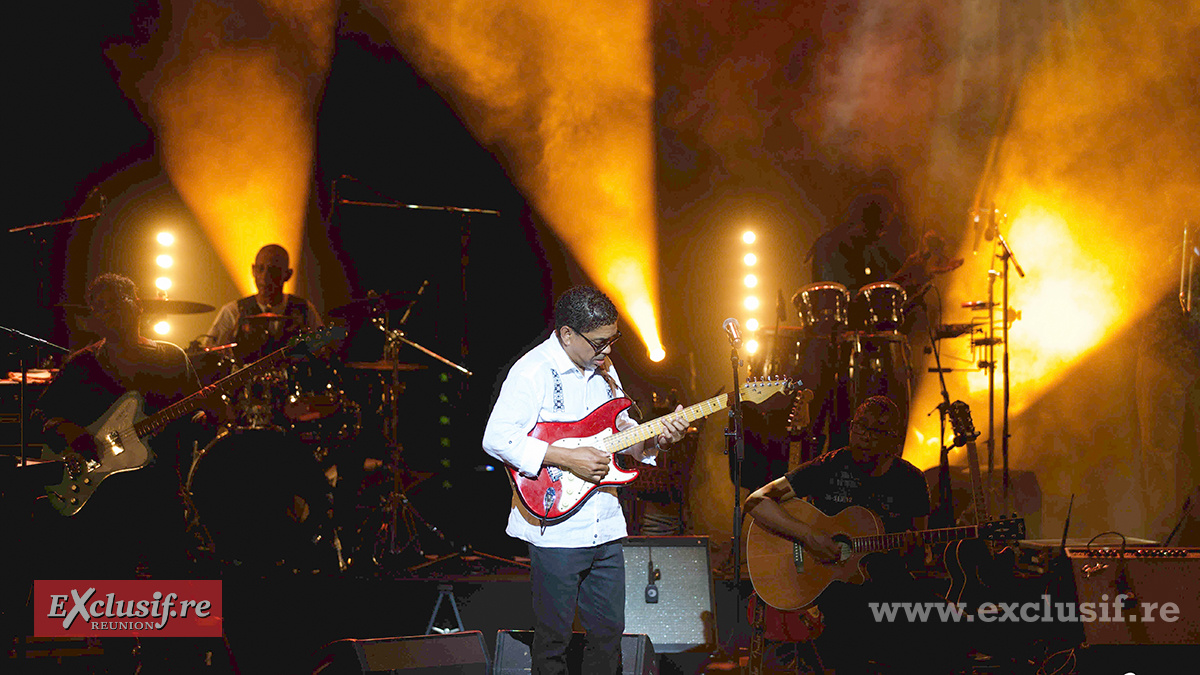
[553,286,618,334]
[85,273,139,309]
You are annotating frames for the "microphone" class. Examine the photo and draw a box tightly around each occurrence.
[961,300,991,310]
[972,210,984,255]
[722,318,742,347]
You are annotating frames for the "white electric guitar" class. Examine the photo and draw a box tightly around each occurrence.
[44,327,343,516]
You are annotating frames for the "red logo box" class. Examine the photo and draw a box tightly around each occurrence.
[34,580,222,637]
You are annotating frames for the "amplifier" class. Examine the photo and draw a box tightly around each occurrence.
[622,536,715,653]
[1017,538,1157,575]
[1067,547,1200,645]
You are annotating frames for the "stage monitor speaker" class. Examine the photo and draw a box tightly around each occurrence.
[622,536,715,653]
[493,630,656,675]
[1068,547,1200,645]
[311,631,489,675]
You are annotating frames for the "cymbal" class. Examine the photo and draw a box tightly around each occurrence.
[142,298,215,315]
[345,360,425,371]
[327,292,417,318]
[55,299,215,315]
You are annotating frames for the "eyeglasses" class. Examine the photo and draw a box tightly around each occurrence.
[574,328,622,355]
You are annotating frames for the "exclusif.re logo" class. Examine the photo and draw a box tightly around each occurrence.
[34,580,222,638]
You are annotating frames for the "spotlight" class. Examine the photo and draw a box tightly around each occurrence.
[746,339,759,354]
[744,253,757,266]
[742,231,756,244]
[744,296,759,310]
[156,254,174,269]
[744,274,758,288]
[156,232,175,246]
[153,321,170,335]
[155,277,172,291]
[649,347,666,362]
[746,318,759,331]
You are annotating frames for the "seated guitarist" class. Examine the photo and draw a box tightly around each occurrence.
[35,273,203,580]
[744,396,961,674]
[483,285,687,675]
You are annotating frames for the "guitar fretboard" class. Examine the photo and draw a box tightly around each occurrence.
[598,380,789,453]
[601,394,729,453]
[851,525,982,554]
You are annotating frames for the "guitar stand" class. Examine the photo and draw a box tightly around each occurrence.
[426,583,465,634]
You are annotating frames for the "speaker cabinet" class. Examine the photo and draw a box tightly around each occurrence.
[1068,547,1200,645]
[311,631,489,675]
[622,536,715,653]
[493,630,656,675]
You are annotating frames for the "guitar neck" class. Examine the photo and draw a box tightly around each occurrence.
[132,343,292,438]
[851,524,983,554]
[602,393,729,453]
[963,439,991,523]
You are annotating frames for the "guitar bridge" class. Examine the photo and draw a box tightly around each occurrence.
[793,541,805,574]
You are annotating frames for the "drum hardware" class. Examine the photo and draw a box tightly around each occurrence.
[326,290,420,319]
[185,426,343,574]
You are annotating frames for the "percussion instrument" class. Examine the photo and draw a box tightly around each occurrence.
[792,282,850,334]
[853,281,906,332]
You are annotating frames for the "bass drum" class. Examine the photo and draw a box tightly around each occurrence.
[187,428,339,573]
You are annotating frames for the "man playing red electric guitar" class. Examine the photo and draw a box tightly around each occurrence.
[482,285,687,675]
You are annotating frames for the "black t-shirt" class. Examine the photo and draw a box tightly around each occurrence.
[785,447,930,535]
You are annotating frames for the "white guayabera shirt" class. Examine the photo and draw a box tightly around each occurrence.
[482,334,659,547]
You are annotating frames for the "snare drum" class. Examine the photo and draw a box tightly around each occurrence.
[854,281,906,332]
[792,282,850,334]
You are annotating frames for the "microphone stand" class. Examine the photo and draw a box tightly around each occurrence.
[723,337,746,644]
[994,232,1024,517]
[925,299,956,527]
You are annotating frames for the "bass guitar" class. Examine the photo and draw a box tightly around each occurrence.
[44,326,344,516]
[510,377,793,524]
[747,498,1025,610]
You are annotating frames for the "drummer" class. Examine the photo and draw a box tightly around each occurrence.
[203,244,322,356]
[806,189,962,303]
[771,190,961,465]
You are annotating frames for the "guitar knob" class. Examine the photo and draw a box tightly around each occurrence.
[70,485,78,492]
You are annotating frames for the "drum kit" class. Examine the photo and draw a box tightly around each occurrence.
[750,280,913,461]
[61,289,466,575]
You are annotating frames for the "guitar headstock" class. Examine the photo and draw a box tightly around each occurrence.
[787,389,816,432]
[979,516,1026,541]
[947,400,980,448]
[740,377,793,404]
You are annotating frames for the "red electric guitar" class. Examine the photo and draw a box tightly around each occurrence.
[509,378,793,524]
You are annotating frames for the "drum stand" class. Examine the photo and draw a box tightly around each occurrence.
[363,287,479,571]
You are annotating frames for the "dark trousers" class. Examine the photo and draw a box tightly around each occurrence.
[528,541,625,675]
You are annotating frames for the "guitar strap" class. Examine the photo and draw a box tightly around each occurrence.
[750,593,766,675]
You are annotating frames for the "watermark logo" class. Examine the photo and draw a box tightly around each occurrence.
[34,580,222,637]
[869,594,1182,624]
